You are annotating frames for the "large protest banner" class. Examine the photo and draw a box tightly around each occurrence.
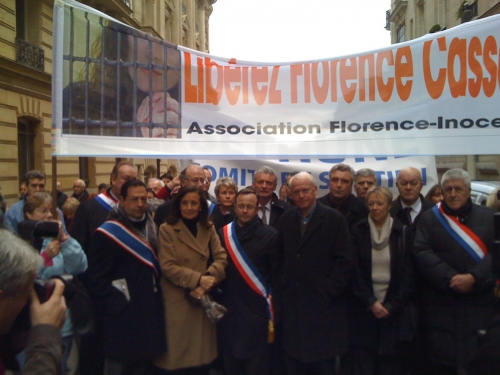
[53,0,500,158]
[191,157,438,198]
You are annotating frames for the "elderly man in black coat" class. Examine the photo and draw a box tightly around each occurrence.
[414,168,499,375]
[277,172,352,375]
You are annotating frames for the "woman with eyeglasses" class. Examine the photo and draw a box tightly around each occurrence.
[22,192,87,375]
[154,185,227,375]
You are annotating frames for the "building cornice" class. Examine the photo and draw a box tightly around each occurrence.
[0,57,51,101]
[389,0,408,26]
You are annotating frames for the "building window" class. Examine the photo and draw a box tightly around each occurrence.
[397,24,405,43]
[18,119,36,180]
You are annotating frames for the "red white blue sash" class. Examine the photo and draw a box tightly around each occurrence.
[207,199,215,216]
[96,220,160,275]
[95,191,118,212]
[223,222,275,341]
[432,203,488,262]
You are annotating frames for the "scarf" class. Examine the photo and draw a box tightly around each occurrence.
[368,215,393,250]
[441,197,473,223]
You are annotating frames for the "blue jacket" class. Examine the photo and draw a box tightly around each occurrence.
[39,236,88,337]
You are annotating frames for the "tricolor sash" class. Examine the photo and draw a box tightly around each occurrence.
[432,203,488,262]
[95,191,118,212]
[96,220,160,275]
[223,221,275,342]
[207,199,215,216]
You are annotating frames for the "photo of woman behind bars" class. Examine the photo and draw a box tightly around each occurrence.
[63,17,181,138]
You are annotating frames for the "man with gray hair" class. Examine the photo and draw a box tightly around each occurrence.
[147,178,164,195]
[277,172,352,374]
[318,163,368,229]
[413,168,499,374]
[252,166,291,229]
[72,178,90,203]
[0,229,67,374]
[353,168,377,201]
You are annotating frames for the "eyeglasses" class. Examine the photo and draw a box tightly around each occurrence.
[73,185,84,188]
[235,204,257,210]
[184,178,207,185]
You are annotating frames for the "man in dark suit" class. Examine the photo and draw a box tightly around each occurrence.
[218,187,278,375]
[317,163,368,230]
[277,172,353,375]
[86,179,166,375]
[390,167,433,228]
[252,166,291,229]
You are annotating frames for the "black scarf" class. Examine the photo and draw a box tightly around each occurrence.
[441,197,473,223]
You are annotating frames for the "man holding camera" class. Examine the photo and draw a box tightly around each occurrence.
[0,229,66,374]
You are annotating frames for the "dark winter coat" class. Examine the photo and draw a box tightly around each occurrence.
[317,193,368,230]
[276,203,353,362]
[413,203,499,368]
[86,207,166,362]
[217,217,278,359]
[348,218,414,355]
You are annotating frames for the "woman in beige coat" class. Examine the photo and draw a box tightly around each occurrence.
[154,185,227,374]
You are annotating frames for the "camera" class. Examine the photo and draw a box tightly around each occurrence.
[17,220,59,252]
[34,274,75,303]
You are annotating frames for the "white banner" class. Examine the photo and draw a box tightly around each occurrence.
[194,156,438,198]
[53,1,500,158]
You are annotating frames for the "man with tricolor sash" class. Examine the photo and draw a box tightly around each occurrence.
[70,161,138,375]
[414,168,499,375]
[217,187,278,375]
[86,178,166,375]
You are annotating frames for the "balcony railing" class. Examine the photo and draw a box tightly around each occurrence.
[16,38,44,72]
[461,1,478,23]
[385,10,391,30]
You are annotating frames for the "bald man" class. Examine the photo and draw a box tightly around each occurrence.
[390,167,433,228]
[72,179,90,203]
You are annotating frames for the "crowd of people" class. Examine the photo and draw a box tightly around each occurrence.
[1,161,500,375]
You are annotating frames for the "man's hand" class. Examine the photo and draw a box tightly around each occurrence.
[369,301,389,319]
[30,279,67,329]
[450,273,476,294]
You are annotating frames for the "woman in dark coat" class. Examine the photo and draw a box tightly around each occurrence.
[209,177,237,232]
[343,186,414,375]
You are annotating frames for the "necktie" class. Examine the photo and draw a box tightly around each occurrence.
[404,207,413,225]
[260,206,268,225]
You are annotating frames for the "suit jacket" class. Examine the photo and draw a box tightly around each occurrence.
[217,217,278,359]
[317,193,368,230]
[266,193,292,229]
[277,203,353,362]
[390,194,434,229]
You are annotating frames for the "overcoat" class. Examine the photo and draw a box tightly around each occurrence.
[86,210,166,362]
[413,203,499,368]
[155,220,227,370]
[276,203,353,362]
[348,218,414,355]
[217,217,278,359]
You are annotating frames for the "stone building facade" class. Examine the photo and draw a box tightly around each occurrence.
[0,0,215,205]
[387,0,500,180]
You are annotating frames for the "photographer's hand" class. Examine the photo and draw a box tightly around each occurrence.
[30,279,66,329]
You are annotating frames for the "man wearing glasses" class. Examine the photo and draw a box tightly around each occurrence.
[317,164,368,230]
[390,167,433,228]
[217,187,278,375]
